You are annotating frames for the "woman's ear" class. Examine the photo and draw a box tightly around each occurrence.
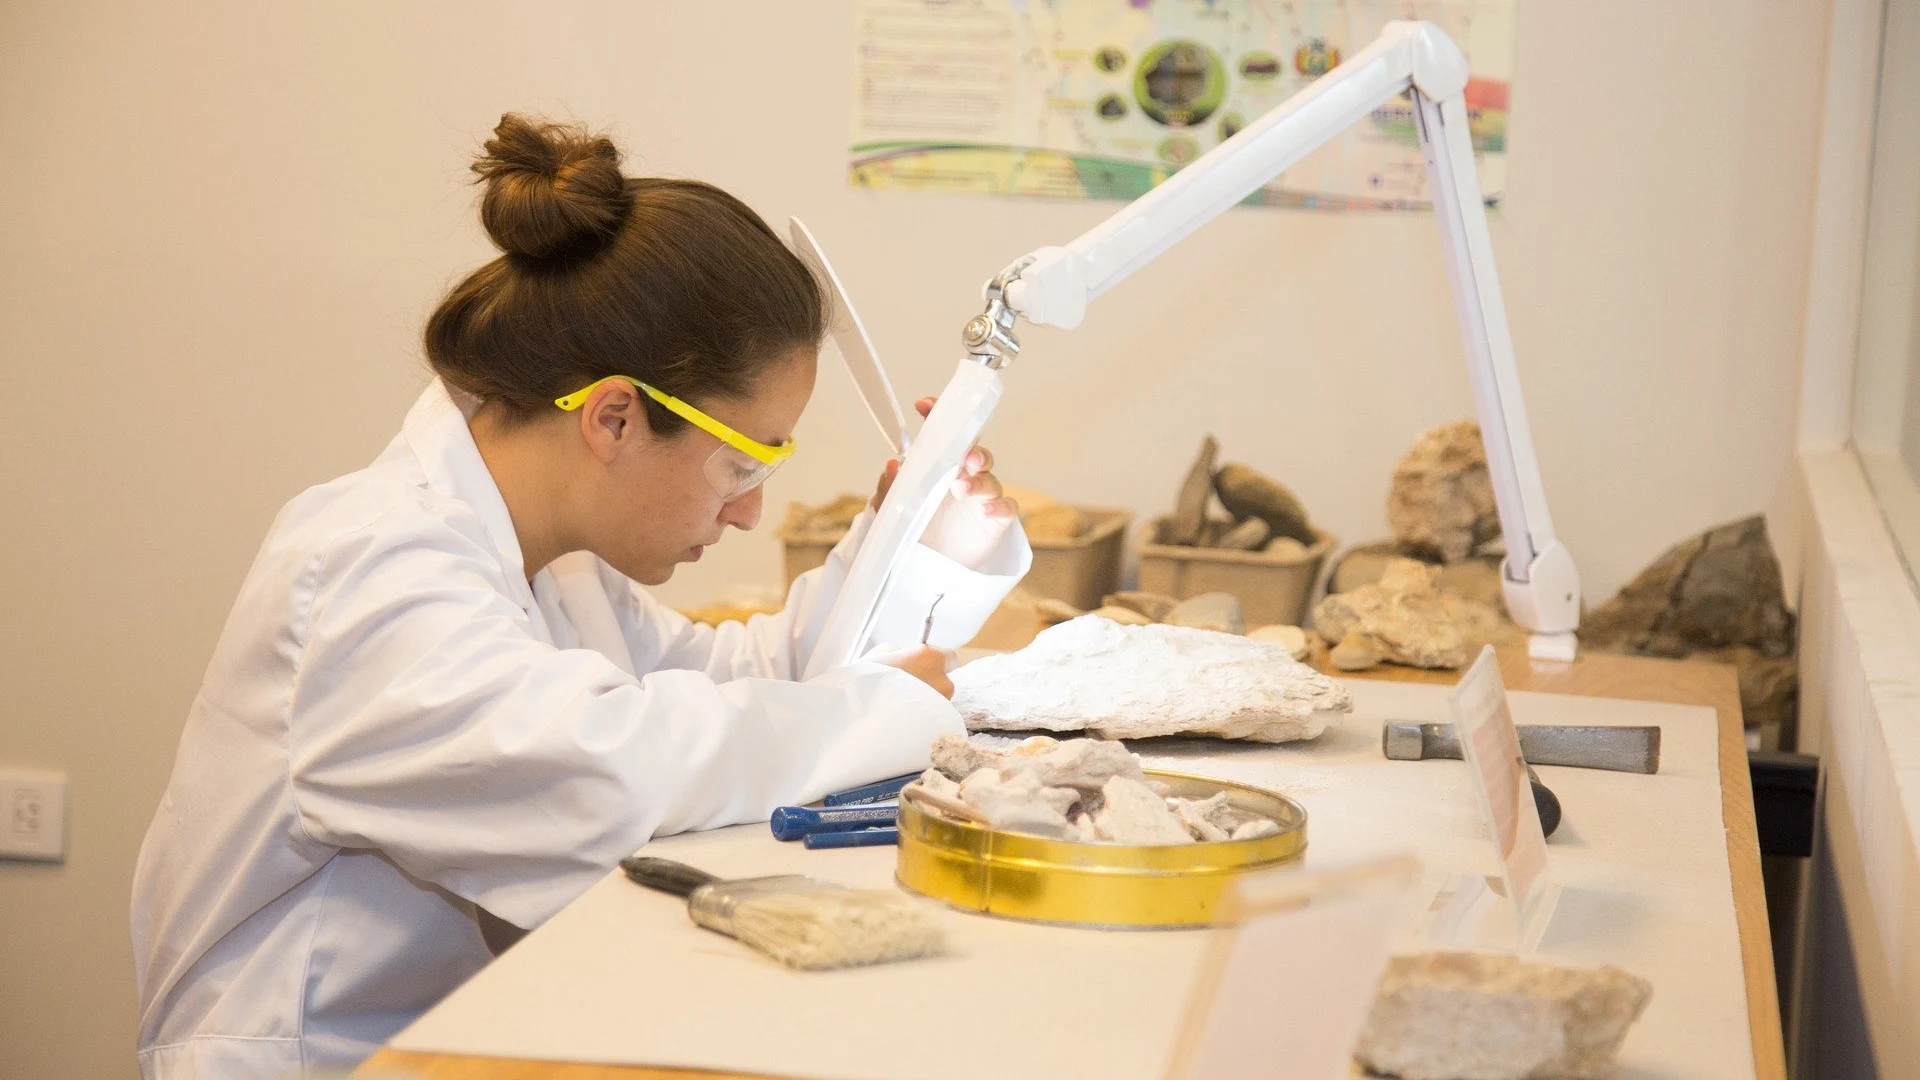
[578,380,642,464]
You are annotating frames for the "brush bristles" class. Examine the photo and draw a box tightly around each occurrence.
[729,888,946,970]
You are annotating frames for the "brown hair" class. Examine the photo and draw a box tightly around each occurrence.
[425,113,825,432]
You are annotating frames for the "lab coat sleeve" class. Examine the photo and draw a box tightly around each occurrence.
[624,510,1032,680]
[285,513,965,931]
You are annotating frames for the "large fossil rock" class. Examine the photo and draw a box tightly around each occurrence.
[1580,515,1797,730]
[952,616,1352,743]
[1388,420,1501,563]
[1354,952,1652,1080]
[1214,462,1315,544]
[1312,558,1506,671]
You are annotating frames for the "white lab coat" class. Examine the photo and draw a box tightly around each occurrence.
[130,380,1029,1079]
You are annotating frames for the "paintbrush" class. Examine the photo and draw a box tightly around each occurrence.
[619,856,945,971]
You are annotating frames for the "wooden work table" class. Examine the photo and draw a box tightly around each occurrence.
[361,647,1784,1080]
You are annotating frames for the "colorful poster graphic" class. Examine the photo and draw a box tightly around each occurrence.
[849,0,1514,211]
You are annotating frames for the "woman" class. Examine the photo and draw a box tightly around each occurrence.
[130,114,1029,1079]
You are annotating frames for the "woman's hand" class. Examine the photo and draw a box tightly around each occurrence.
[870,398,1020,571]
[869,644,955,699]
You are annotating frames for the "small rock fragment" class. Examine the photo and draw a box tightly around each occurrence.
[1330,631,1384,671]
[1169,436,1221,546]
[1023,503,1090,543]
[1217,517,1273,550]
[1163,592,1246,634]
[1070,813,1100,842]
[1089,605,1153,626]
[1033,597,1085,625]
[1355,952,1652,1080]
[1092,776,1195,845]
[1247,624,1310,660]
[1214,463,1314,543]
[931,731,1004,782]
[1103,591,1181,621]
[1001,738,1147,791]
[1171,797,1231,842]
[1230,818,1281,841]
[958,768,1078,838]
[916,768,961,801]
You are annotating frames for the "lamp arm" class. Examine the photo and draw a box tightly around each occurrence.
[966,20,1580,656]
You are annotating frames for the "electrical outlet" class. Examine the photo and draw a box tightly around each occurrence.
[0,768,67,862]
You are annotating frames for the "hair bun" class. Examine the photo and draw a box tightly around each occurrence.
[472,113,629,261]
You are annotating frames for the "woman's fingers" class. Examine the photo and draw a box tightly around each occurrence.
[915,397,936,419]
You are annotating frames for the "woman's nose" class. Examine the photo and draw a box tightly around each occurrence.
[721,486,763,531]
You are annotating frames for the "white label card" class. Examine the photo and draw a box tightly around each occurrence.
[1448,645,1551,935]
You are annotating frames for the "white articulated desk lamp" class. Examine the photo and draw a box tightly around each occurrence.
[802,20,1581,680]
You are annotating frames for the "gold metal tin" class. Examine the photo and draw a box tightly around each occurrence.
[896,770,1307,929]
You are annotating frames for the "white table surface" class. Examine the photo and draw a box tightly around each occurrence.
[390,678,1754,1080]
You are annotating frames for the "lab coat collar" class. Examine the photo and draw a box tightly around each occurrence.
[401,379,536,609]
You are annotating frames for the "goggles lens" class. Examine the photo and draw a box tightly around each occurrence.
[705,443,782,501]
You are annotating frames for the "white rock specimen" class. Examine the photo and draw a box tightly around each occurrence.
[1171,796,1230,842]
[1313,558,1503,671]
[953,616,1352,743]
[916,768,961,801]
[957,768,1077,838]
[999,737,1146,791]
[1247,624,1311,660]
[1388,420,1501,564]
[1355,952,1652,1080]
[1230,818,1281,841]
[1093,776,1194,845]
[930,731,1005,782]
[1163,592,1246,634]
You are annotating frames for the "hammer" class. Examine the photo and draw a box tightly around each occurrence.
[1382,723,1661,775]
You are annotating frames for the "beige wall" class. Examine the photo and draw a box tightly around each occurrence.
[0,2,1828,1077]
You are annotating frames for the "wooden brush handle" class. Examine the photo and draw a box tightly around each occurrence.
[621,856,719,898]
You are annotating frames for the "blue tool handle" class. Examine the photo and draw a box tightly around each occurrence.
[769,803,900,841]
[822,772,920,807]
[802,827,901,850]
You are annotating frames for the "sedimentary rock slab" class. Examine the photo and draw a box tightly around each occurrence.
[1355,951,1652,1080]
[953,616,1351,743]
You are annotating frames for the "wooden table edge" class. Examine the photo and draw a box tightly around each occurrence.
[359,646,1786,1080]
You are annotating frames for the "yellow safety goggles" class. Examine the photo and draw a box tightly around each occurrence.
[555,375,795,500]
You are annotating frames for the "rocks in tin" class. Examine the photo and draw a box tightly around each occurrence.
[953,615,1352,743]
[1387,420,1501,563]
[1092,775,1194,845]
[1214,462,1315,544]
[1354,951,1652,1080]
[929,731,1004,782]
[999,737,1146,791]
[1162,592,1246,634]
